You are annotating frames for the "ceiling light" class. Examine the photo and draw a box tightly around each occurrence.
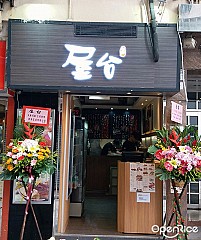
[127,92,132,95]
[111,107,114,110]
[89,95,110,100]
[96,91,101,94]
[141,103,144,106]
[126,108,128,110]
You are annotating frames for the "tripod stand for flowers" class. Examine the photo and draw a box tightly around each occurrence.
[148,126,201,240]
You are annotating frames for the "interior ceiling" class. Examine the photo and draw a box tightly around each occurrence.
[74,95,158,109]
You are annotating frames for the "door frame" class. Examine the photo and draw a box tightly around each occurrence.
[186,110,201,209]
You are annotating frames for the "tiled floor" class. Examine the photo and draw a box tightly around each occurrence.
[60,194,160,239]
[53,193,201,239]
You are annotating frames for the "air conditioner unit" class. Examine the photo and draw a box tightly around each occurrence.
[183,38,197,49]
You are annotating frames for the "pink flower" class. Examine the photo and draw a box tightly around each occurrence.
[12,155,17,159]
[31,159,37,166]
[187,164,193,171]
[6,152,13,157]
[161,151,175,161]
[164,161,174,171]
[13,160,18,165]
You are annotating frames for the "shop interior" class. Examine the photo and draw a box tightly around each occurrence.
[63,94,162,235]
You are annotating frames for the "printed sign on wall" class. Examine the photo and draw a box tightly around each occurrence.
[171,101,183,124]
[22,106,51,127]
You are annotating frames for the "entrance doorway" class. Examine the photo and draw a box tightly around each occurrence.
[54,94,162,237]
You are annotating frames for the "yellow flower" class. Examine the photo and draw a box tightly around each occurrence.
[179,146,185,152]
[7,164,14,171]
[6,158,12,165]
[46,148,51,153]
[45,153,49,158]
[170,159,178,168]
[27,153,33,157]
[40,149,46,153]
[38,151,43,155]
[38,155,45,160]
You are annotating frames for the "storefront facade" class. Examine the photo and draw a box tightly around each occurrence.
[3,19,181,239]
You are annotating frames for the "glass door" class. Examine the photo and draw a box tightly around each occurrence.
[186,111,201,209]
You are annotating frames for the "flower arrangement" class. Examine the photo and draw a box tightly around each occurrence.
[148,125,201,182]
[0,120,57,240]
[0,123,56,184]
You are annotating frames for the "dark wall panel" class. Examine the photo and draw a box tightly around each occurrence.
[7,20,180,93]
[8,92,58,240]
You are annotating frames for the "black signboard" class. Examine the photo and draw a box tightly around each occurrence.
[7,20,180,94]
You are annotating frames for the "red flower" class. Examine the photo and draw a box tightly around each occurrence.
[178,167,187,175]
[163,138,167,143]
[183,138,187,143]
[169,129,180,146]
[164,162,173,172]
[154,149,163,160]
[18,155,25,161]
[39,142,46,147]
[197,160,201,167]
[192,140,197,146]
[187,135,191,140]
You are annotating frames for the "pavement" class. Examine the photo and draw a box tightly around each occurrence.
[54,228,201,240]
[188,226,201,240]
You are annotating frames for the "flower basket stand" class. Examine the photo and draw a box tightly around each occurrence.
[163,179,188,240]
[19,177,43,240]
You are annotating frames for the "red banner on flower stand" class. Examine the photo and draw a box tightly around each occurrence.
[22,106,51,127]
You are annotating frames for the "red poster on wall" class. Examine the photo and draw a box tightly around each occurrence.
[0,41,6,90]
[22,106,51,127]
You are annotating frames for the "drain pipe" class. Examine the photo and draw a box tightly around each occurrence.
[149,0,159,62]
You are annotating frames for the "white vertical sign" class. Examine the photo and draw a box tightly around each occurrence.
[171,101,183,124]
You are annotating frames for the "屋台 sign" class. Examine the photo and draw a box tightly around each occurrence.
[22,106,51,127]
[7,20,180,94]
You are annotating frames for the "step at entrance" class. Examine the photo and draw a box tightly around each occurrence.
[54,234,162,240]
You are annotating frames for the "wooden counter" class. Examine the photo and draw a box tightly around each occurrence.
[117,161,163,234]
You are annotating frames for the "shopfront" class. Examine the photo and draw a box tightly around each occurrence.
[4,19,180,239]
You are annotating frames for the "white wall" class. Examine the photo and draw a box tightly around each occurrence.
[1,0,189,23]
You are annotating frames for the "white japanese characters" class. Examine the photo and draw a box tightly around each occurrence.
[96,53,122,80]
[62,44,124,80]
[62,44,96,80]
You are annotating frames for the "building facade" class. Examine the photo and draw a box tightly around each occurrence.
[0,1,200,239]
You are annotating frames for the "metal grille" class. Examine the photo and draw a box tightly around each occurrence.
[74,23,137,37]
